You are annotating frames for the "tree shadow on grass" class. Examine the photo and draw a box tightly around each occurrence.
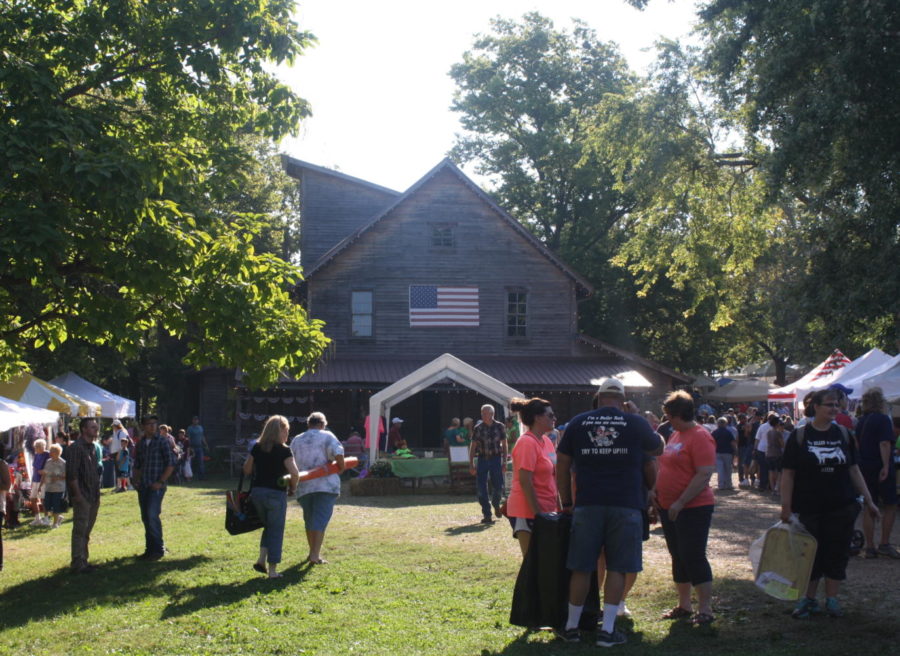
[0,555,209,631]
[159,560,313,619]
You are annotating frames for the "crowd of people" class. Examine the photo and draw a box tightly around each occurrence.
[485,380,899,646]
[0,410,350,576]
[0,414,205,572]
[2,380,899,642]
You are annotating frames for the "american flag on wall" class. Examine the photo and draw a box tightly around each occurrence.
[409,285,479,327]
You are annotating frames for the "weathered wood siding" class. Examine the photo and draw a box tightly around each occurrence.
[307,167,579,358]
[300,168,399,270]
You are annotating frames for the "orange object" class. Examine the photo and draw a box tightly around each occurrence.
[297,457,358,482]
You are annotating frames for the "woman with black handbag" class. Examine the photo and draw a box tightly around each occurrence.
[243,415,300,578]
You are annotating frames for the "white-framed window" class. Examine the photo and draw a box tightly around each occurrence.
[351,290,373,337]
[506,290,527,337]
[431,224,455,248]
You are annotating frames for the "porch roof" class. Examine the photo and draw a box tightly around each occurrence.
[285,357,647,391]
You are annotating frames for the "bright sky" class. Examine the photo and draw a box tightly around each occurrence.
[280,0,699,192]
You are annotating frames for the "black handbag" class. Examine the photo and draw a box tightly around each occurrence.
[225,472,263,535]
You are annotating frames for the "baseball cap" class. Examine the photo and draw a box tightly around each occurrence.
[595,377,626,397]
[829,383,853,397]
[392,417,404,424]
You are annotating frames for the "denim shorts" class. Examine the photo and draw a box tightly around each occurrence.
[44,491,65,513]
[297,492,338,531]
[566,505,643,573]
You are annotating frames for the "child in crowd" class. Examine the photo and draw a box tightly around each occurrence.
[30,438,50,526]
[115,438,132,492]
[42,443,67,528]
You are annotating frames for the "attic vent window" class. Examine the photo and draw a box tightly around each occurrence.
[431,225,455,248]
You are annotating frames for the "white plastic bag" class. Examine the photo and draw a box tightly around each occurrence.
[749,518,817,601]
[183,458,193,479]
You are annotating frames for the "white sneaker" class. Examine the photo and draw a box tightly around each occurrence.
[31,518,44,527]
[617,603,632,618]
[41,517,52,526]
[739,479,749,487]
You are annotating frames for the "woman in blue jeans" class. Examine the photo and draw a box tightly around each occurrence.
[243,415,300,578]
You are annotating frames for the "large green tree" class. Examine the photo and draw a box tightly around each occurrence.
[449,13,654,342]
[0,0,328,388]
[696,0,900,353]
[699,0,900,349]
[449,13,636,257]
[584,41,813,382]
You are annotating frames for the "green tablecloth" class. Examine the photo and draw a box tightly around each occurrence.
[390,458,450,478]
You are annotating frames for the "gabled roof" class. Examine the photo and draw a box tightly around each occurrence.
[300,158,594,297]
[281,156,402,197]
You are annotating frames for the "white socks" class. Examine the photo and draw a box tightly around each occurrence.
[602,603,618,633]
[565,603,584,630]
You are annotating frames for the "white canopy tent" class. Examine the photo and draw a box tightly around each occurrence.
[833,353,900,400]
[858,356,900,402]
[368,353,523,464]
[49,371,136,418]
[0,395,60,432]
[0,372,101,417]
[705,378,775,403]
[767,349,856,404]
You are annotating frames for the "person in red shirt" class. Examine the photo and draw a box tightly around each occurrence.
[651,390,716,625]
[506,397,559,557]
[829,384,855,431]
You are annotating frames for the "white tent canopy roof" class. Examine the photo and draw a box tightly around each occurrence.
[0,372,101,417]
[0,395,60,432]
[49,371,136,418]
[854,354,900,401]
[368,353,523,463]
[706,378,775,402]
[768,349,860,400]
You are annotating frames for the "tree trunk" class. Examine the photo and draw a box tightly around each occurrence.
[773,356,788,387]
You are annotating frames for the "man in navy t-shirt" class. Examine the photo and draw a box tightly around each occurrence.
[555,378,663,646]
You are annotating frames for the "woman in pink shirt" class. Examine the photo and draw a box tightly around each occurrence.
[652,390,717,625]
[506,397,560,557]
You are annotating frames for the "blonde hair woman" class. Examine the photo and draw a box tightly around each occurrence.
[243,415,300,578]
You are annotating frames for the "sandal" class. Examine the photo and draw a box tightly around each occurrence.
[691,612,715,625]
[252,563,266,574]
[661,606,692,620]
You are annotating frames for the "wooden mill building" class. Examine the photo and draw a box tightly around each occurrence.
[195,158,688,447]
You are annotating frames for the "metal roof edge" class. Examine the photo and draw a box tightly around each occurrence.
[576,334,691,383]
[281,155,402,197]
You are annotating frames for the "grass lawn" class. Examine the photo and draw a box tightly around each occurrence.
[1,479,898,655]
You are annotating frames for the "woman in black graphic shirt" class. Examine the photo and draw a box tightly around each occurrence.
[780,389,878,619]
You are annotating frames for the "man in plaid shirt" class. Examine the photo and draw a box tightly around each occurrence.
[133,415,177,560]
[468,404,509,524]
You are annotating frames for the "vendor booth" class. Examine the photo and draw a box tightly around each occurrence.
[0,372,101,417]
[49,371,136,418]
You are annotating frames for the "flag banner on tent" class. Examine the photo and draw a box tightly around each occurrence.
[811,349,851,380]
[409,286,479,326]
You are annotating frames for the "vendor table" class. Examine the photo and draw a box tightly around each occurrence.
[390,458,449,486]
